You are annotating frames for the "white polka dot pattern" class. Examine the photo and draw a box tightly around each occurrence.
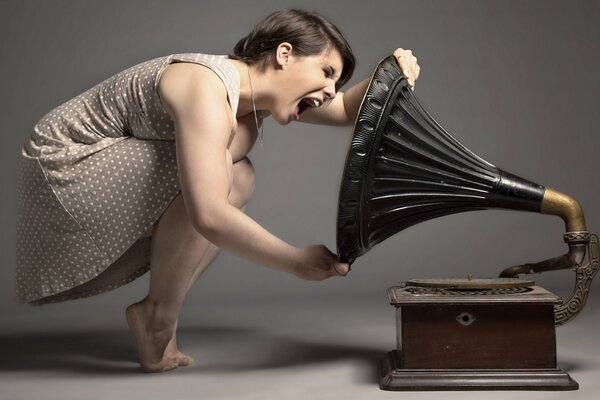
[16,53,240,304]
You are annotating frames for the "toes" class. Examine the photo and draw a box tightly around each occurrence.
[175,355,194,367]
[171,351,194,367]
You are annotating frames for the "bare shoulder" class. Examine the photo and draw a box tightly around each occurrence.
[157,62,229,120]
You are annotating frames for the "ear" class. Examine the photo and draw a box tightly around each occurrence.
[275,42,293,69]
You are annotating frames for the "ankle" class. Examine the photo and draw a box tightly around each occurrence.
[139,299,178,331]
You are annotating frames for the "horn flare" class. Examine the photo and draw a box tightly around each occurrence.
[336,56,545,264]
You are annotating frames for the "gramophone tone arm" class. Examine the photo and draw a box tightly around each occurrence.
[500,187,588,276]
[498,187,599,325]
[499,242,586,277]
[499,233,598,326]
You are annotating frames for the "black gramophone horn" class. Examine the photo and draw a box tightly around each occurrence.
[337,56,598,325]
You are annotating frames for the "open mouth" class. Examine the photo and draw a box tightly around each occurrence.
[294,97,323,120]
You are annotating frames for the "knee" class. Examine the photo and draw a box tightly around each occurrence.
[230,157,255,207]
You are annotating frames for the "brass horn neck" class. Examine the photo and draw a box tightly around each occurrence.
[541,188,587,232]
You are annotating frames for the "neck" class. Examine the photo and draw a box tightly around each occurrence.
[228,59,268,117]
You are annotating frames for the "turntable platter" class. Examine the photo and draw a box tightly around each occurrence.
[406,277,535,289]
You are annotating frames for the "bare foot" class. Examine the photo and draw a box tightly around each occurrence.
[126,301,180,373]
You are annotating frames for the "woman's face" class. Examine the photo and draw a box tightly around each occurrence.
[269,45,344,125]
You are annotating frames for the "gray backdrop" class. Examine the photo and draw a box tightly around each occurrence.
[1,0,599,337]
[2,1,600,399]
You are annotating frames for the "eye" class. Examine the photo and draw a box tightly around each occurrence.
[324,66,334,78]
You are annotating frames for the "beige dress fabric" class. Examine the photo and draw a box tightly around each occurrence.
[16,53,240,305]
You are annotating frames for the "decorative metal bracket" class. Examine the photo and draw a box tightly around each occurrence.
[555,233,599,325]
[500,232,599,326]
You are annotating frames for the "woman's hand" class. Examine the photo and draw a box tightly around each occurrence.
[293,245,350,281]
[393,48,420,89]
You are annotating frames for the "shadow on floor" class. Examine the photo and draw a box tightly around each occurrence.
[0,326,383,383]
[0,329,139,374]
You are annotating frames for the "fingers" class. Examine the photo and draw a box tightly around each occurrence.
[393,48,420,90]
[324,246,350,277]
[301,245,351,280]
[333,262,350,277]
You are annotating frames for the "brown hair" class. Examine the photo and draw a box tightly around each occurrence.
[229,9,355,91]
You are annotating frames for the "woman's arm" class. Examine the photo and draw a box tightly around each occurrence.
[298,78,369,126]
[299,48,420,127]
[158,63,348,279]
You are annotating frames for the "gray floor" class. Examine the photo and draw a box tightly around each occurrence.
[1,288,598,400]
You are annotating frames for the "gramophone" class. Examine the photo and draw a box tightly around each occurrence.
[336,56,598,390]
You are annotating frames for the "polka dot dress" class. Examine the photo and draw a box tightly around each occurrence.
[16,53,240,305]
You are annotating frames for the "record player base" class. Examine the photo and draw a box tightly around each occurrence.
[379,351,578,391]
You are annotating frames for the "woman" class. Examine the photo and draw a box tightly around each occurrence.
[16,9,420,372]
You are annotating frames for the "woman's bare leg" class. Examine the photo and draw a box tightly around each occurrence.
[126,192,213,372]
[126,156,254,372]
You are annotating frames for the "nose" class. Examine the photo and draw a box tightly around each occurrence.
[324,81,336,101]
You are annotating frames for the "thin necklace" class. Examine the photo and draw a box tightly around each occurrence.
[247,65,264,149]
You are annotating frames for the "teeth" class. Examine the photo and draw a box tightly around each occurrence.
[299,98,321,113]
[306,98,320,108]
